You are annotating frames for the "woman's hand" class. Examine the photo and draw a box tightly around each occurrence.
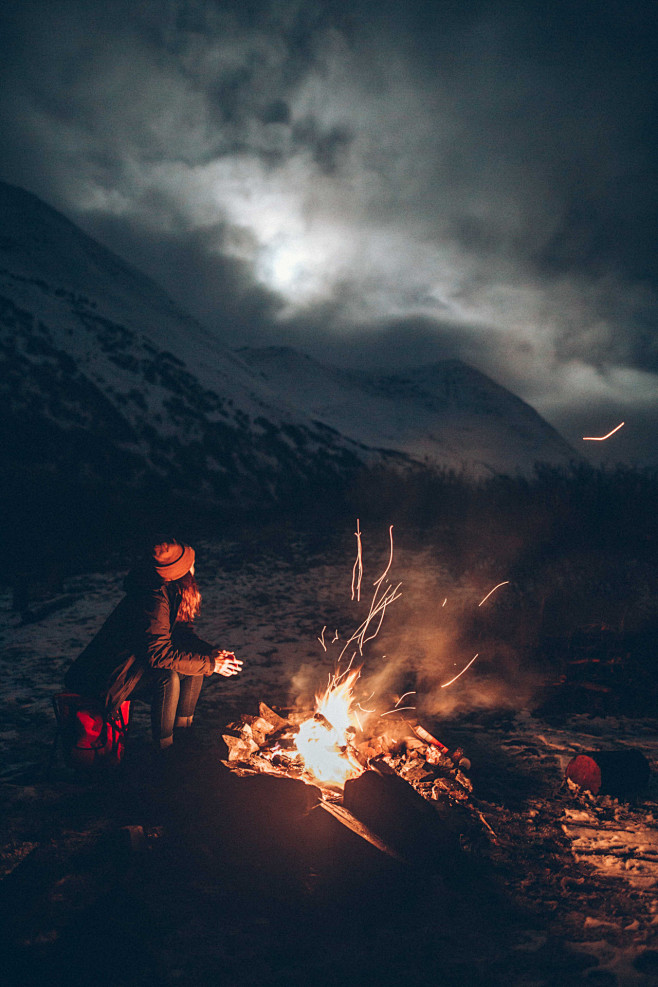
[213,650,243,677]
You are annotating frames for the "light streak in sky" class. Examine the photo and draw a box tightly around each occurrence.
[441,653,480,689]
[583,422,625,441]
[478,581,510,607]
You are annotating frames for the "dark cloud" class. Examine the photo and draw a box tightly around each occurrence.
[270,311,487,371]
[1,0,657,462]
[292,118,354,176]
[82,195,282,338]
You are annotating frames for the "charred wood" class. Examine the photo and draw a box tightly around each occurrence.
[343,761,463,873]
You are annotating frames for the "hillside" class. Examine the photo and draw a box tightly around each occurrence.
[0,183,379,519]
[238,346,579,478]
[0,180,580,576]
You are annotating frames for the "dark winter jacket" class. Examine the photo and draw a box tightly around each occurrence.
[64,567,216,710]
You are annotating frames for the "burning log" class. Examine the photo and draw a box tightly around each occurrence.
[221,697,489,870]
[412,723,449,752]
[223,733,259,763]
[312,711,335,731]
[257,702,289,731]
[317,801,404,862]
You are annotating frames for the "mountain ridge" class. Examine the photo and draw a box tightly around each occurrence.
[1,180,578,536]
[237,345,578,475]
[0,182,390,521]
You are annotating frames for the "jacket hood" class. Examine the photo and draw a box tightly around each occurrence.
[123,564,164,595]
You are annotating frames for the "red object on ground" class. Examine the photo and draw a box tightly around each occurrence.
[565,754,602,794]
[565,749,650,798]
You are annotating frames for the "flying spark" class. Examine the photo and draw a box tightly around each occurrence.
[395,691,416,706]
[441,653,480,689]
[478,581,510,607]
[351,518,363,602]
[338,526,401,663]
[583,422,625,441]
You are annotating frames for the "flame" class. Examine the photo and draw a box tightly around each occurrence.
[295,669,364,787]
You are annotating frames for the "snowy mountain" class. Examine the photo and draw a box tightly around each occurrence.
[237,346,578,477]
[0,182,377,512]
[0,180,577,527]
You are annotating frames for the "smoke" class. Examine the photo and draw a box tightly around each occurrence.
[287,531,549,730]
[289,662,328,712]
[357,572,545,724]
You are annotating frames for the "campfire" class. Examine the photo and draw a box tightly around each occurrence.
[222,696,473,806]
[221,523,493,859]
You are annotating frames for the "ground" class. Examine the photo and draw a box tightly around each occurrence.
[1,529,657,986]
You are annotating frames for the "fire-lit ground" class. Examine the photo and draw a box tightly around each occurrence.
[1,531,658,985]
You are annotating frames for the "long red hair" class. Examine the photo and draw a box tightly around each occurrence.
[176,571,202,623]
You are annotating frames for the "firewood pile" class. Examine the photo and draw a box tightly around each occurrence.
[222,701,474,810]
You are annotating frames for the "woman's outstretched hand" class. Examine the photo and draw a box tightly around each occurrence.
[213,650,243,677]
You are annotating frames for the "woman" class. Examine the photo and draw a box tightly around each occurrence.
[64,539,242,750]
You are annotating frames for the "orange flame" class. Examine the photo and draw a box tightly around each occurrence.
[295,669,364,787]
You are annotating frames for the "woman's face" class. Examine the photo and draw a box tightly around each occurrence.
[189,563,195,576]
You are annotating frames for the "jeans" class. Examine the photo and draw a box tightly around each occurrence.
[132,669,204,748]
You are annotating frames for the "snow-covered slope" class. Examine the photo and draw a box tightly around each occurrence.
[0,183,375,506]
[0,180,577,513]
[238,346,579,477]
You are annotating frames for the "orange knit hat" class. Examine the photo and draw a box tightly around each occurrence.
[152,541,195,581]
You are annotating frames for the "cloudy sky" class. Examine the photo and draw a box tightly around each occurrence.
[1,0,657,462]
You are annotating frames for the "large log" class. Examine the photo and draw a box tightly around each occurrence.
[343,758,463,872]
[317,801,404,862]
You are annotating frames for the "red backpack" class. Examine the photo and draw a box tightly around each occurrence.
[52,692,130,769]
